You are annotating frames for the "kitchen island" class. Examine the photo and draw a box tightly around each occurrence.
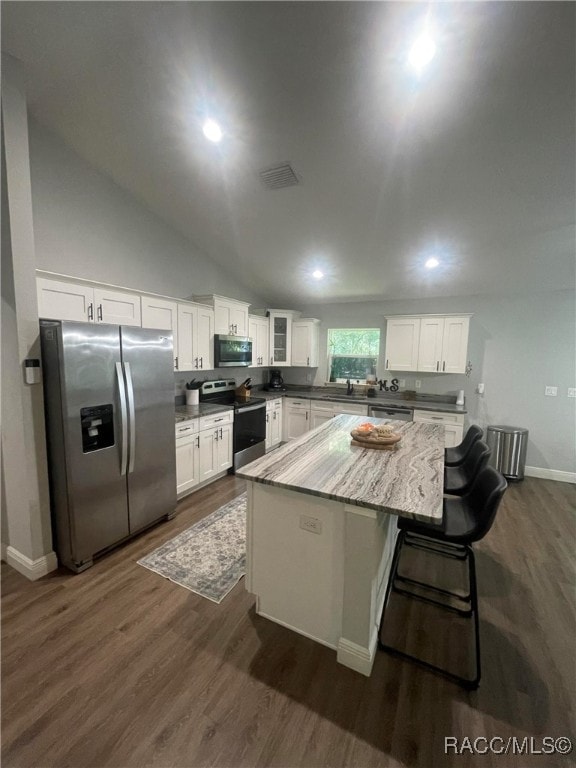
[237,415,444,676]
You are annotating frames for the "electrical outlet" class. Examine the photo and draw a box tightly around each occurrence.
[568,388,576,398]
[398,379,406,387]
[300,515,322,535]
[415,380,421,389]
[477,383,485,394]
[545,386,558,396]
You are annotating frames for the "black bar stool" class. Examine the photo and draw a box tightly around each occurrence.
[378,466,508,689]
[445,424,483,467]
[444,439,491,496]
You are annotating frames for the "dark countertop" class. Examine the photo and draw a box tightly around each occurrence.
[257,387,467,415]
[175,403,233,423]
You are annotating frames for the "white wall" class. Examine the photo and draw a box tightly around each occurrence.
[286,291,576,475]
[28,119,266,306]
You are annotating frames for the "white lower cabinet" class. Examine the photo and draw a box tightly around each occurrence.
[265,398,283,451]
[176,412,233,497]
[283,399,311,441]
[176,421,201,496]
[412,410,465,448]
[285,398,368,441]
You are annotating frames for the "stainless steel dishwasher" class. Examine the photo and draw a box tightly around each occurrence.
[368,404,413,421]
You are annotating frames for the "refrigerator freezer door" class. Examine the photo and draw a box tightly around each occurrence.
[120,327,177,532]
[48,321,130,567]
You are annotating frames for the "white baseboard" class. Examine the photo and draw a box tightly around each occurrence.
[6,546,58,580]
[525,466,576,484]
[337,630,378,677]
[256,609,338,651]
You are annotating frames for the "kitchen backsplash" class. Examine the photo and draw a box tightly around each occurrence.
[174,367,266,403]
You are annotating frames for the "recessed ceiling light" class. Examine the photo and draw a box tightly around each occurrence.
[425,257,440,269]
[312,270,324,279]
[408,33,436,73]
[202,119,223,143]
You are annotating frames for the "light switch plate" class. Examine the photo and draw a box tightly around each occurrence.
[415,380,421,389]
[568,388,576,398]
[545,386,558,396]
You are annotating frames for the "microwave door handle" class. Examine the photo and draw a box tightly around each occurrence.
[124,362,136,474]
[115,362,128,476]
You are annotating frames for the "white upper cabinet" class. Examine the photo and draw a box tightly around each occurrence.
[249,315,270,368]
[268,310,300,367]
[386,314,472,374]
[37,277,95,322]
[141,296,178,366]
[194,295,250,337]
[441,316,470,374]
[384,317,421,371]
[177,303,214,372]
[291,319,320,367]
[37,277,141,326]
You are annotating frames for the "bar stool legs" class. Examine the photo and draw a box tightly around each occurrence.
[378,531,481,689]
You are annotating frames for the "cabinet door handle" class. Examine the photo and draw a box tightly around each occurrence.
[175,356,179,370]
[214,418,224,423]
[220,427,223,440]
[87,303,94,321]
[194,358,198,369]
[273,411,276,420]
[436,361,439,371]
[97,304,103,321]
[305,412,308,420]
[196,436,200,447]
[271,356,274,365]
[200,357,203,368]
[307,357,309,366]
[443,361,446,371]
[386,359,389,369]
[266,414,269,423]
[431,416,443,421]
[214,429,219,441]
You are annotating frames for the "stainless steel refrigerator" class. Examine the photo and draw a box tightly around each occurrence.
[40,320,177,572]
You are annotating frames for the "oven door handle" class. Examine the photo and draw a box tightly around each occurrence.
[236,402,266,414]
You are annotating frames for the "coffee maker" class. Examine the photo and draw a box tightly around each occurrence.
[268,369,285,390]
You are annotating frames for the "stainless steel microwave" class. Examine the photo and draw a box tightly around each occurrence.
[214,334,253,367]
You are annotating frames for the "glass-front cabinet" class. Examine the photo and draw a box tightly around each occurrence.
[267,310,299,367]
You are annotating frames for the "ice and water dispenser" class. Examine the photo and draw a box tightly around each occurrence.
[80,405,114,453]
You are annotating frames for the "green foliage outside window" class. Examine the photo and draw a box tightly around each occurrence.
[327,329,380,382]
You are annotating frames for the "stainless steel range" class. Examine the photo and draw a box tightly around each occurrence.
[200,380,266,471]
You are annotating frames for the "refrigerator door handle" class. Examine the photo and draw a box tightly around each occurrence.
[124,362,137,474]
[115,362,129,476]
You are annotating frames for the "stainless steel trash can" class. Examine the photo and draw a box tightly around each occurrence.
[486,425,529,481]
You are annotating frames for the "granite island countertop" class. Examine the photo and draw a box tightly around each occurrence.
[257,388,467,415]
[237,414,444,523]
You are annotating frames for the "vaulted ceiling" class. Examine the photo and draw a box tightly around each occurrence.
[2,1,575,305]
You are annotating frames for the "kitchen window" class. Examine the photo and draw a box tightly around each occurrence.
[327,328,380,384]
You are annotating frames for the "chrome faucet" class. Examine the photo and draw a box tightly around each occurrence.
[346,379,354,395]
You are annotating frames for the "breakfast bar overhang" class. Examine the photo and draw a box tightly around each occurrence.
[237,415,445,676]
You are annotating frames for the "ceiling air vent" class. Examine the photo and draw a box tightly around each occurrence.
[259,162,301,191]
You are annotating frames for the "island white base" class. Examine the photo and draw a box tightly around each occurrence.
[245,482,398,676]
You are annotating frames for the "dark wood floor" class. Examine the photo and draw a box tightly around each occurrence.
[2,475,575,768]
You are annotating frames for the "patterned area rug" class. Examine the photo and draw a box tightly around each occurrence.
[138,493,247,603]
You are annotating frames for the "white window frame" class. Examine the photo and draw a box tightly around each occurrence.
[325,328,380,386]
